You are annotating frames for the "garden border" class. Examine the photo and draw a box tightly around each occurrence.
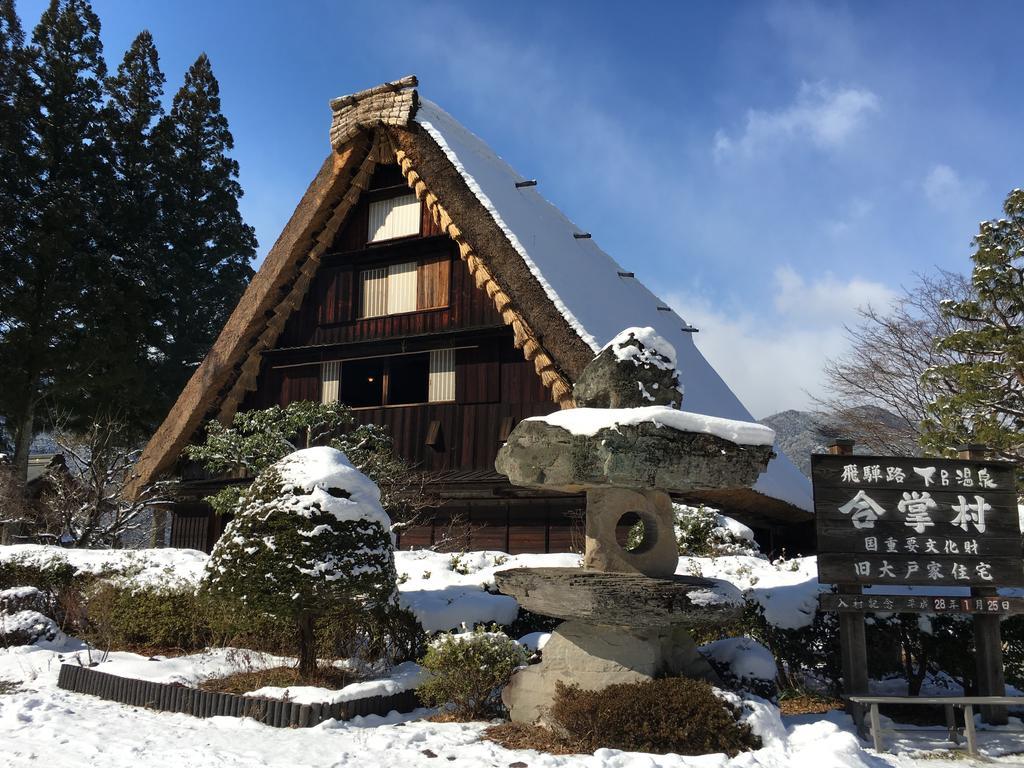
[56,663,421,728]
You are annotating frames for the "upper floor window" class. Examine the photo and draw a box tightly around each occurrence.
[368,193,420,242]
[358,256,449,318]
[320,349,455,407]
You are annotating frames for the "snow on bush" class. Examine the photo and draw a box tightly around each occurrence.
[202,447,400,677]
[674,503,763,558]
[417,625,527,719]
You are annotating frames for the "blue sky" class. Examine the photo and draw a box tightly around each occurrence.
[17,1,1024,417]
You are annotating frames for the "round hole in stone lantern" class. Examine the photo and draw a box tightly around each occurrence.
[617,511,653,554]
[584,488,678,578]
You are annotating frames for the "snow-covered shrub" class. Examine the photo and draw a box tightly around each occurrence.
[674,504,762,558]
[0,586,45,615]
[700,636,778,701]
[202,447,400,678]
[548,678,760,756]
[417,625,528,719]
[0,555,85,628]
[0,610,60,647]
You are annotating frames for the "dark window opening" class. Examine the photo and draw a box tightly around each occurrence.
[341,358,384,407]
[388,354,429,404]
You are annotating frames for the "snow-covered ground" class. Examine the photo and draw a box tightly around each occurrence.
[3,638,1024,767]
[3,545,1024,765]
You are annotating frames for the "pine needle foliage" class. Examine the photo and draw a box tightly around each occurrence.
[923,188,1024,462]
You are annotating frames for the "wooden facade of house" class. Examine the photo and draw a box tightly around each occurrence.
[138,76,814,556]
[169,161,586,553]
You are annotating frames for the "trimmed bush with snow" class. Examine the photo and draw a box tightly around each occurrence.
[202,447,403,677]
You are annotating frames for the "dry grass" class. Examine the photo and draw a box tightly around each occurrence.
[0,679,17,695]
[778,693,843,715]
[482,722,583,755]
[198,665,356,696]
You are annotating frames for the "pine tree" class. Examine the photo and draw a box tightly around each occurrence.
[155,53,255,406]
[0,0,109,481]
[91,30,167,431]
[922,188,1024,462]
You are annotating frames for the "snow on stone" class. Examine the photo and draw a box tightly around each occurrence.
[528,405,776,446]
[701,637,778,684]
[275,446,391,530]
[0,610,60,644]
[604,326,677,371]
[415,98,812,513]
[686,581,744,608]
[516,631,551,652]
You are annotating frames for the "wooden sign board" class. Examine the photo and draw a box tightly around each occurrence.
[819,593,1024,615]
[812,454,1023,587]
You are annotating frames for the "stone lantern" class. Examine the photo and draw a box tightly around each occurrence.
[493,328,775,725]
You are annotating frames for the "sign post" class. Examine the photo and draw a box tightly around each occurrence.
[813,442,1021,726]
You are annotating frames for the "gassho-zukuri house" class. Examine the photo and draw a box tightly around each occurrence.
[127,76,813,554]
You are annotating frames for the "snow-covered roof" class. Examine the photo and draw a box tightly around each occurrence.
[414,100,812,512]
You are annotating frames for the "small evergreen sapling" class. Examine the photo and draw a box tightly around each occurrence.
[202,446,399,679]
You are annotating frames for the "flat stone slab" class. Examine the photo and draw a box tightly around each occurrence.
[494,567,743,627]
[495,418,773,493]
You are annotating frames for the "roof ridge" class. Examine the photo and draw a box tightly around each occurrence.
[328,76,419,151]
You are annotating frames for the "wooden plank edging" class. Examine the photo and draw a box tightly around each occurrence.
[55,664,420,728]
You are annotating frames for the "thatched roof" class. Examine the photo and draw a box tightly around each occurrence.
[126,76,812,521]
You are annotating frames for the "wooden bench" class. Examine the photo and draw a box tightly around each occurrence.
[848,695,1024,757]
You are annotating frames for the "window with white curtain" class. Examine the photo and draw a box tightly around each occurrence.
[368,193,420,242]
[386,261,417,314]
[359,261,417,317]
[428,349,456,402]
[320,360,341,404]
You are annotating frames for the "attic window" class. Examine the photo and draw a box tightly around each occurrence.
[368,193,421,242]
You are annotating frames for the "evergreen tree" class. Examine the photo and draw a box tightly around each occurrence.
[203,447,399,678]
[90,30,167,431]
[923,188,1024,462]
[156,53,255,406]
[0,0,109,481]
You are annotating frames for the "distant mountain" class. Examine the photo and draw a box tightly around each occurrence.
[759,406,913,477]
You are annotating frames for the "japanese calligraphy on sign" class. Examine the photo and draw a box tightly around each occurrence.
[818,593,1024,615]
[812,454,1023,587]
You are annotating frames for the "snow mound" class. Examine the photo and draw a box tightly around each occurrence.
[701,637,778,684]
[528,405,776,446]
[245,661,427,705]
[0,610,61,646]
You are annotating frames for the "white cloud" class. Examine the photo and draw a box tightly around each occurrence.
[714,82,879,161]
[922,163,981,213]
[665,269,896,418]
[772,265,895,323]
